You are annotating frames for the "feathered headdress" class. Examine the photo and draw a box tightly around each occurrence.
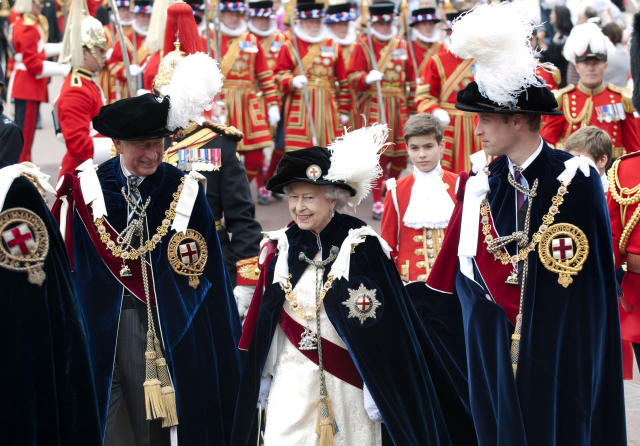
[59,0,106,66]
[449,2,539,107]
[325,124,388,207]
[144,0,175,53]
[165,52,223,130]
[562,22,614,65]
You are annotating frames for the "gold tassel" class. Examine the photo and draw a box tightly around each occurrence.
[316,397,336,446]
[154,337,179,428]
[143,331,165,420]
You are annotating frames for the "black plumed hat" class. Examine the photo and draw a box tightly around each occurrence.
[92,94,173,140]
[266,146,356,195]
[410,7,439,25]
[297,0,325,13]
[455,81,563,115]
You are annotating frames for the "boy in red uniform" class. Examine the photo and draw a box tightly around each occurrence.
[381,113,457,282]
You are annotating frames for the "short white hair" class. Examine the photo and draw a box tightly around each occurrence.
[282,184,351,210]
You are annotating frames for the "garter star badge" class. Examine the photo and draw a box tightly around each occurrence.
[306,164,322,181]
[167,229,208,289]
[342,283,381,325]
[538,223,588,288]
[0,207,49,286]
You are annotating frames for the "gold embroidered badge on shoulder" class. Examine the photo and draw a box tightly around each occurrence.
[538,223,589,288]
[342,283,381,324]
[0,207,49,286]
[167,229,208,289]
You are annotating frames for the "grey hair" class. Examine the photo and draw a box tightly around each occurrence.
[282,184,350,210]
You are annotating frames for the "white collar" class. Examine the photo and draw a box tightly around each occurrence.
[248,19,277,37]
[221,20,247,37]
[293,23,327,43]
[507,137,544,175]
[413,27,440,44]
[132,21,148,37]
[370,26,397,42]
[403,163,454,229]
[120,160,147,183]
[326,22,357,46]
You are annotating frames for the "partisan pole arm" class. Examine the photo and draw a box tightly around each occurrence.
[108,0,137,97]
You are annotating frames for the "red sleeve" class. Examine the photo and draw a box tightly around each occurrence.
[381,183,399,261]
[255,40,279,107]
[607,189,624,268]
[57,85,98,163]
[335,44,351,116]
[19,26,44,76]
[416,56,441,113]
[274,41,296,94]
[108,36,132,81]
[621,115,640,154]
[346,41,369,92]
[539,113,567,146]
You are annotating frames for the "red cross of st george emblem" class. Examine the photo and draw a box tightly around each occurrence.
[179,242,199,264]
[356,295,371,312]
[551,237,574,260]
[3,223,35,256]
[306,164,322,181]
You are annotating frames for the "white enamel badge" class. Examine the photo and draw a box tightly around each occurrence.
[342,283,381,324]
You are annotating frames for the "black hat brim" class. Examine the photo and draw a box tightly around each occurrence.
[93,94,173,140]
[266,176,356,195]
[455,81,564,116]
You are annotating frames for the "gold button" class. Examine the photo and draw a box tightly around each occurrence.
[414,248,424,256]
[412,235,423,242]
[571,107,577,111]
[428,258,435,266]
[416,260,425,268]
[426,231,433,240]
[426,239,433,248]
[417,274,427,281]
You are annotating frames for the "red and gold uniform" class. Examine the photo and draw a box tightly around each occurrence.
[381,168,457,281]
[254,27,285,71]
[275,29,351,150]
[411,39,440,88]
[407,6,442,95]
[541,82,640,158]
[607,152,640,379]
[209,27,279,189]
[416,46,480,173]
[536,61,560,90]
[57,68,105,176]
[106,29,147,101]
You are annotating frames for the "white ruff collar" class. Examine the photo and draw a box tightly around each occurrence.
[294,23,327,43]
[221,20,248,37]
[403,164,454,229]
[132,22,148,37]
[248,19,277,37]
[413,27,440,44]
[327,22,357,46]
[370,26,397,42]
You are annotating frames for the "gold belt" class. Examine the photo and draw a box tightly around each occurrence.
[307,79,335,89]
[222,80,254,89]
[440,102,474,115]
[367,86,404,96]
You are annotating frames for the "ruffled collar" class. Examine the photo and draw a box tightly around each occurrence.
[327,22,357,46]
[370,26,397,42]
[221,20,248,37]
[248,19,277,37]
[413,27,440,44]
[403,165,454,229]
[294,23,327,43]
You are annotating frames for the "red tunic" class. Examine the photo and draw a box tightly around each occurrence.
[410,39,441,93]
[607,151,640,378]
[381,169,457,281]
[106,28,146,102]
[347,34,415,156]
[57,68,105,176]
[10,13,49,103]
[209,31,280,151]
[541,82,640,158]
[275,31,351,150]
[254,30,286,72]
[536,62,560,90]
[416,47,480,173]
[142,50,161,92]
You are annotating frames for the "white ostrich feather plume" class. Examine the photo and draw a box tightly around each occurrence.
[325,123,389,207]
[166,52,223,131]
[449,2,539,106]
[562,22,615,64]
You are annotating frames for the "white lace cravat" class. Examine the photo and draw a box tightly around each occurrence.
[403,165,454,229]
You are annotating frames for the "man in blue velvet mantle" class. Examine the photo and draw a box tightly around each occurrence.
[424,4,626,445]
[52,93,242,446]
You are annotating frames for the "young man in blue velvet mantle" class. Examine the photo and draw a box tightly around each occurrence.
[53,93,242,446]
[424,4,626,445]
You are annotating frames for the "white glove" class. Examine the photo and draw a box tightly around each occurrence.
[365,69,383,85]
[340,114,349,125]
[268,105,281,126]
[43,42,62,57]
[128,64,143,77]
[234,285,255,320]
[363,384,383,423]
[258,375,272,408]
[292,75,308,89]
[37,61,70,78]
[432,108,451,126]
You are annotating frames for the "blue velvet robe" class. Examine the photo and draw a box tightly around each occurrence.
[456,144,626,445]
[231,212,476,445]
[0,171,101,445]
[68,157,242,445]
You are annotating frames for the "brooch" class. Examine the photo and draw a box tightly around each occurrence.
[0,207,49,286]
[538,223,588,288]
[167,229,208,289]
[342,283,381,325]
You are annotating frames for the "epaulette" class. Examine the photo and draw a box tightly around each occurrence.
[607,84,636,113]
[22,13,37,26]
[539,62,561,86]
[553,84,575,109]
[616,150,640,162]
[202,121,243,141]
[70,67,93,87]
